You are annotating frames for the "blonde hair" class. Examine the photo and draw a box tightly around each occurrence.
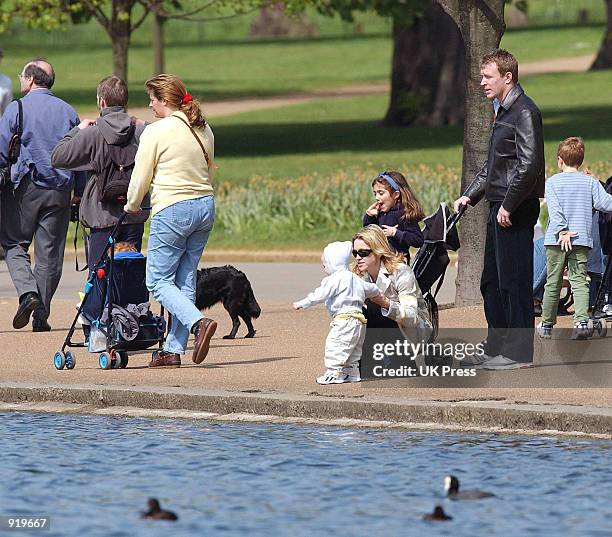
[351,225,405,276]
[145,74,206,129]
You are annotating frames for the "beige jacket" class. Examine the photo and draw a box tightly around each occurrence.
[126,111,214,216]
[363,263,432,342]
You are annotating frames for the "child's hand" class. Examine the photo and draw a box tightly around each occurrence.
[558,231,577,252]
[382,225,398,238]
[293,302,302,310]
[366,201,381,217]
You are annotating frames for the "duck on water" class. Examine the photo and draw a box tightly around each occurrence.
[444,475,495,500]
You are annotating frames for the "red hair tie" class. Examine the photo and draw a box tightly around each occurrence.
[182,92,193,105]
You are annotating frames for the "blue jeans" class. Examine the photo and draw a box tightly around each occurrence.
[146,196,215,354]
[533,236,547,301]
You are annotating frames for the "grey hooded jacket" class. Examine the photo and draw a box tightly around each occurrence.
[51,106,151,229]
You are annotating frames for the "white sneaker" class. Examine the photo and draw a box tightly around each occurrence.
[476,355,533,370]
[316,371,349,385]
[459,353,490,368]
[571,320,592,340]
[342,365,361,383]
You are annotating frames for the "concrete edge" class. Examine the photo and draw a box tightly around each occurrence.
[0,384,610,438]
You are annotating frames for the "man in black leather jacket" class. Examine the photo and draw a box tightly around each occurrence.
[454,49,544,369]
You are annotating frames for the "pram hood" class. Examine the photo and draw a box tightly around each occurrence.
[422,202,460,250]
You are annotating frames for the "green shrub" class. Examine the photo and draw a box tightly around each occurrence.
[209,165,460,248]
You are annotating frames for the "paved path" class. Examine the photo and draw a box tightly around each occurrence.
[0,258,610,434]
[0,258,459,306]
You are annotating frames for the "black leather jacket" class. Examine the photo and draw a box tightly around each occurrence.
[464,84,545,213]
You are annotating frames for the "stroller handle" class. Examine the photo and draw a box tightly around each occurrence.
[447,201,467,228]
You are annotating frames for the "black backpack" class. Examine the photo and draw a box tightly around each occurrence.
[97,128,137,204]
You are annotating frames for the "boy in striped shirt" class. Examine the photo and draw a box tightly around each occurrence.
[538,137,612,340]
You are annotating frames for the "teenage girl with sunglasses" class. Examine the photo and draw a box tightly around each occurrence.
[363,171,425,261]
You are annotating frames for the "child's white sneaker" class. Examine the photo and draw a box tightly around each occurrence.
[571,320,592,340]
[316,370,349,385]
[342,365,361,383]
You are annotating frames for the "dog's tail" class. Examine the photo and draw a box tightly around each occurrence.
[247,281,261,318]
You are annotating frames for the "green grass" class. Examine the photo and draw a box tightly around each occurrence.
[2,36,393,109]
[525,0,605,26]
[207,69,612,186]
[500,24,603,63]
[5,1,610,251]
[63,67,611,250]
[4,6,391,48]
[211,95,461,184]
[1,20,605,111]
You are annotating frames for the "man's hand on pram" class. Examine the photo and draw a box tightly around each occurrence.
[453,196,471,213]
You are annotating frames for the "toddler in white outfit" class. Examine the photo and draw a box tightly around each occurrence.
[293,241,382,384]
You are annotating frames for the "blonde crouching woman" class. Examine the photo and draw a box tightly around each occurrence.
[351,225,432,377]
[124,74,217,368]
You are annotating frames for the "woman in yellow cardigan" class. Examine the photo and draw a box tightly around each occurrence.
[124,74,217,368]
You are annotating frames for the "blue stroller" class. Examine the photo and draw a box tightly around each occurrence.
[53,214,166,370]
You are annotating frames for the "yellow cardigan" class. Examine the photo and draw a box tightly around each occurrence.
[126,111,214,216]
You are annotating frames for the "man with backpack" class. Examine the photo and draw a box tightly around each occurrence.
[52,76,150,270]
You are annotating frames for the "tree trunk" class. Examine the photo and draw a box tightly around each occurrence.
[152,12,166,75]
[437,0,506,306]
[109,0,133,81]
[111,35,129,81]
[383,2,465,127]
[591,0,612,69]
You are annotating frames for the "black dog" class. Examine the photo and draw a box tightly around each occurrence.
[195,265,261,339]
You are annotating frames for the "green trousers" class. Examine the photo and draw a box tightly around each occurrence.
[542,245,590,325]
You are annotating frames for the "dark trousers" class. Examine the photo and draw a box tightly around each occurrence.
[361,302,405,378]
[481,199,539,363]
[87,224,145,270]
[0,177,70,321]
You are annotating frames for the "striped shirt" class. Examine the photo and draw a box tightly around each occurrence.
[544,171,612,248]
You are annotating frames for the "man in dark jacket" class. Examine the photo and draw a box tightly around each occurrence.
[52,76,150,270]
[454,49,544,369]
[0,58,86,332]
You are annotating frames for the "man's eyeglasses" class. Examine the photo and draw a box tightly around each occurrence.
[352,249,372,259]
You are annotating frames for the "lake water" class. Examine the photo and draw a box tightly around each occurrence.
[1,411,610,536]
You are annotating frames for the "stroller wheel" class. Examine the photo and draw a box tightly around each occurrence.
[109,349,122,369]
[99,352,112,370]
[65,351,77,370]
[593,320,607,338]
[53,352,66,370]
[118,351,129,369]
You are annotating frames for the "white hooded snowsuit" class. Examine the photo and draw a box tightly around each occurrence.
[295,242,380,373]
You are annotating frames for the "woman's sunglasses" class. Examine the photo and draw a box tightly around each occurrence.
[352,249,372,259]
